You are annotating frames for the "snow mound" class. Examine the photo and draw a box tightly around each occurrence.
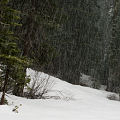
[0,68,120,120]
[26,69,111,100]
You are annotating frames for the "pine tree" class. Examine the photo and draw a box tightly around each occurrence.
[10,0,60,68]
[0,0,29,105]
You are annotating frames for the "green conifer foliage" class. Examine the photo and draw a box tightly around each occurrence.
[0,0,30,105]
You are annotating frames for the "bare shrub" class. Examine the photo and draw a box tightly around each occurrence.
[107,94,119,101]
[44,90,74,101]
[24,72,54,99]
[24,70,74,101]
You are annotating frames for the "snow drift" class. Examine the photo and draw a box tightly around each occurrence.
[0,68,120,120]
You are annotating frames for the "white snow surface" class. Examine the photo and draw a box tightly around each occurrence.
[0,68,120,120]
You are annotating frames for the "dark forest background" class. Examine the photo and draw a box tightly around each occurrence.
[0,0,120,102]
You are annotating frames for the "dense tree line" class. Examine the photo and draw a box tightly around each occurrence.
[42,0,102,84]
[0,0,59,104]
[0,0,120,103]
[107,0,120,94]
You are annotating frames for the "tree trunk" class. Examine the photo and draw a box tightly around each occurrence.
[0,68,9,105]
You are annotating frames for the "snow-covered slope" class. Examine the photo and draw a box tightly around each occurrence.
[1,68,120,120]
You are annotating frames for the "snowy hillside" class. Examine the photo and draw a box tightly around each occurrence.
[1,69,120,120]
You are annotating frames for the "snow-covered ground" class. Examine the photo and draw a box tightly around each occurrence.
[0,69,120,120]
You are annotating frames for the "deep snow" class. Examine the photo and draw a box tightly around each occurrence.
[0,68,120,120]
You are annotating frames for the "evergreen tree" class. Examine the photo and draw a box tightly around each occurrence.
[10,0,60,69]
[42,0,101,84]
[107,0,120,93]
[0,0,29,105]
